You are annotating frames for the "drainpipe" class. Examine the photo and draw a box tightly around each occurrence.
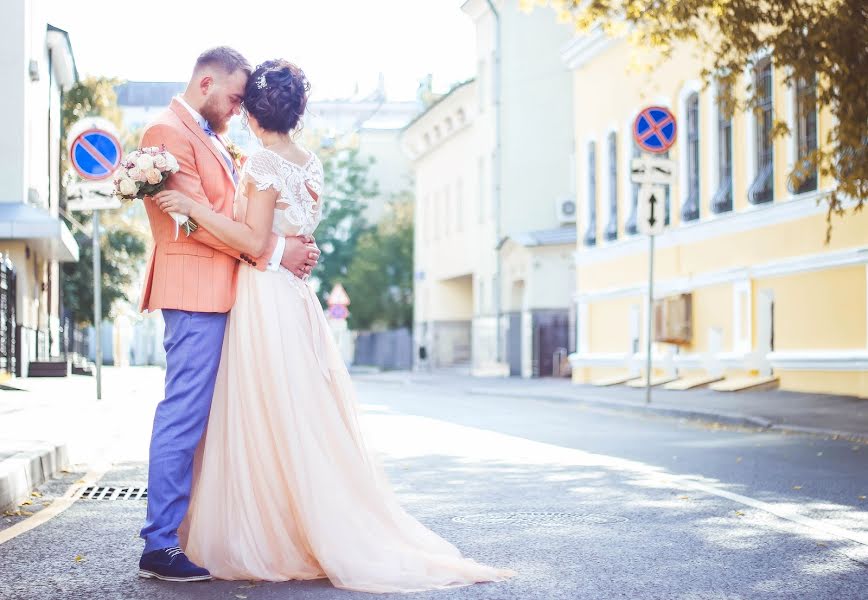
[486,0,503,365]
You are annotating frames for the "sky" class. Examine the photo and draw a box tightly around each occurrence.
[44,0,477,101]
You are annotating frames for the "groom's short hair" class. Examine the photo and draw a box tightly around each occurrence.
[194,47,251,77]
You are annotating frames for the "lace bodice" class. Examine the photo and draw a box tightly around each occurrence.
[235,147,324,237]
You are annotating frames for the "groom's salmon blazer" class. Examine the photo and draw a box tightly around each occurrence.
[138,98,278,313]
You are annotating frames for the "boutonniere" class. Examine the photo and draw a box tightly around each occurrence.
[225,139,247,170]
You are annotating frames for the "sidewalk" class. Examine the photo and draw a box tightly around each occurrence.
[0,367,164,511]
[354,371,868,441]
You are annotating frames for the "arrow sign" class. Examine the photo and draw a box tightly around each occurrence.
[638,184,666,236]
[631,156,675,185]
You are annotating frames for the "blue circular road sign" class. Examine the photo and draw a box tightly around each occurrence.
[70,128,122,181]
[633,106,677,154]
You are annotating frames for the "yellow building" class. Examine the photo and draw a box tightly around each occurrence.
[565,27,868,397]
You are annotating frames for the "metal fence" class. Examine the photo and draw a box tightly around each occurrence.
[0,258,16,376]
[353,328,413,371]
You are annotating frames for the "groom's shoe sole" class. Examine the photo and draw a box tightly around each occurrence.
[138,569,213,582]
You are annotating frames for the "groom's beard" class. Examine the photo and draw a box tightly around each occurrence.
[200,97,230,135]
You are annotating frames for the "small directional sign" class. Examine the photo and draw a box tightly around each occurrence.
[633,106,677,154]
[631,156,675,185]
[638,185,666,236]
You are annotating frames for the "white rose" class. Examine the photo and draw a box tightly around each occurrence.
[136,154,155,170]
[146,168,163,185]
[118,178,138,196]
[165,154,180,173]
[153,154,168,170]
[128,166,142,180]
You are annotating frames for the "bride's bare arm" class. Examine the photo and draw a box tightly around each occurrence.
[154,181,278,258]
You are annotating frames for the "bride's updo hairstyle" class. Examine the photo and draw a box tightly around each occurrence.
[244,59,310,133]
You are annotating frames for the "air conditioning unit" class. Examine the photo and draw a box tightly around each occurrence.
[653,293,693,345]
[555,196,577,224]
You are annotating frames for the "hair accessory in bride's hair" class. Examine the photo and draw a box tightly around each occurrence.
[256,74,268,90]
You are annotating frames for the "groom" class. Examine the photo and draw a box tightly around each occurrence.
[136,47,320,582]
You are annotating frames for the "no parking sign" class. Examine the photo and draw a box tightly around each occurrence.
[68,118,122,181]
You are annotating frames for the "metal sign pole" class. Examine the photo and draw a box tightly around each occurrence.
[93,210,102,400]
[646,232,655,404]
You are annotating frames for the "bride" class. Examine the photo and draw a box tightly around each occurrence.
[153,59,514,593]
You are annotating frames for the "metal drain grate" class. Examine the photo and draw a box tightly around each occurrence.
[452,512,629,527]
[80,486,148,500]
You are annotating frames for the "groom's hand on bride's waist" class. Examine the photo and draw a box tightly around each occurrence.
[280,235,320,278]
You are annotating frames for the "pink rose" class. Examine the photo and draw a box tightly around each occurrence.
[145,168,162,185]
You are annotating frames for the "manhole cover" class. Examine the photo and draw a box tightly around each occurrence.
[80,486,148,500]
[452,512,628,527]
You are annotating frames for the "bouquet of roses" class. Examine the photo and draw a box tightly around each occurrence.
[114,146,196,237]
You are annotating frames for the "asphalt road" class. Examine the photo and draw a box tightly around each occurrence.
[1,374,867,599]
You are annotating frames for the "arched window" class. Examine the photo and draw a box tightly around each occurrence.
[604,132,618,241]
[790,75,818,194]
[681,93,701,221]
[583,141,597,246]
[748,58,774,204]
[711,82,733,213]
[626,141,640,235]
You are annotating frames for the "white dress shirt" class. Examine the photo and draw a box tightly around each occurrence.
[175,96,285,271]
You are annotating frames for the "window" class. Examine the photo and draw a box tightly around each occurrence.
[790,76,818,194]
[712,82,734,213]
[443,187,451,237]
[455,178,464,233]
[604,132,618,241]
[477,157,486,223]
[681,93,701,222]
[748,59,774,204]
[584,141,597,246]
[626,141,640,235]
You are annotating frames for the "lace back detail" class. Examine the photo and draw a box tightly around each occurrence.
[242,148,324,237]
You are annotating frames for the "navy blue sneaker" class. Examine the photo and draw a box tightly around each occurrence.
[138,546,212,582]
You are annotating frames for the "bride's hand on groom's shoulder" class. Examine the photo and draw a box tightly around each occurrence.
[154,190,194,216]
[281,235,320,278]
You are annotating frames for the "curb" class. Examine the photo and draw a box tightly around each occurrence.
[0,442,69,512]
[466,388,868,441]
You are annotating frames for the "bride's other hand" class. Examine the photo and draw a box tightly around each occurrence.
[281,235,321,278]
[154,190,195,216]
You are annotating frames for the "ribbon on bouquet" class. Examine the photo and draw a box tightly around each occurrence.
[169,212,198,240]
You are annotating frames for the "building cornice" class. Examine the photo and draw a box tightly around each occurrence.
[561,25,618,70]
[575,244,868,302]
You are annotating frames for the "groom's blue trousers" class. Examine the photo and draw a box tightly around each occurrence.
[140,309,228,553]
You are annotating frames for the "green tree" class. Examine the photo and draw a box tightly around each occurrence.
[62,212,147,325]
[343,197,414,330]
[60,76,147,325]
[313,146,378,306]
[526,0,867,237]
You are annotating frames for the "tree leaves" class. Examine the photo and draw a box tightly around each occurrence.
[343,196,414,331]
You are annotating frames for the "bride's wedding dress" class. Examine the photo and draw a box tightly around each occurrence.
[179,148,514,593]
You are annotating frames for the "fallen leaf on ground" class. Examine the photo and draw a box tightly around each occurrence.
[735,511,745,517]
[817,542,828,547]
[859,496,866,501]
[736,457,743,463]
[74,555,86,563]
[20,510,32,516]
[20,500,32,506]
[678,496,690,500]
[792,485,803,490]
[235,596,247,599]
[852,446,861,451]
[31,491,42,498]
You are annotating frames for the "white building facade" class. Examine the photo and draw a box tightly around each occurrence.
[404,0,576,376]
[0,0,79,376]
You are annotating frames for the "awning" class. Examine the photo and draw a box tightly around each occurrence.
[0,203,79,262]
